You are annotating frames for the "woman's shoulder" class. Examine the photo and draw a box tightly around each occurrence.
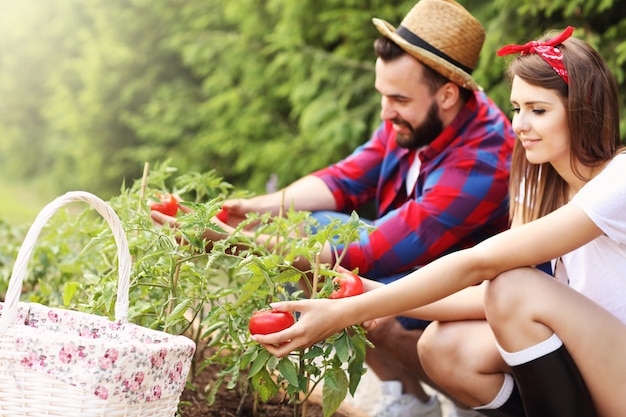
[612,149,626,160]
[572,152,626,211]
[598,151,626,177]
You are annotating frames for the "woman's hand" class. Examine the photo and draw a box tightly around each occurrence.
[250,298,352,358]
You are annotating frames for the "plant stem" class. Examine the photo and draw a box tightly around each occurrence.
[277,188,285,250]
[300,348,307,417]
[138,161,150,212]
[311,252,320,298]
[300,252,321,417]
[164,261,181,332]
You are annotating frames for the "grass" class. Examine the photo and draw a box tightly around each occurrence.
[0,179,58,226]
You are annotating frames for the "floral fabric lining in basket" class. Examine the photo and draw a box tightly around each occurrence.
[0,191,196,417]
[1,302,195,404]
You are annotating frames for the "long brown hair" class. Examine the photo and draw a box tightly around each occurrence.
[505,34,622,223]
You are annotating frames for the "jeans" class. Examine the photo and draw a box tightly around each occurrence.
[310,211,430,330]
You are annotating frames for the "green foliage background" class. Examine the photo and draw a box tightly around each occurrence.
[1,0,626,200]
[1,2,626,412]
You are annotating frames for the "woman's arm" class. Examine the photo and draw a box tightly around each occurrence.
[252,203,603,357]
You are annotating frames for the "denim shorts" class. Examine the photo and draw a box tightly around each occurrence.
[310,211,430,330]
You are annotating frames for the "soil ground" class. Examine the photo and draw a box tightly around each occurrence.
[177,354,457,417]
[178,361,294,416]
[179,358,345,417]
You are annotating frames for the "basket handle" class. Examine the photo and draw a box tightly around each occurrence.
[0,191,131,330]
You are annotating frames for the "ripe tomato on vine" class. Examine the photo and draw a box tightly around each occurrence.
[329,265,364,299]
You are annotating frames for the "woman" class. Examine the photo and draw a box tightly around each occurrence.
[252,27,626,417]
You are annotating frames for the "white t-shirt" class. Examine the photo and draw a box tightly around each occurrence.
[406,148,426,195]
[568,152,626,323]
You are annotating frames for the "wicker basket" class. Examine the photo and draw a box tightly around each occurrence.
[0,191,196,416]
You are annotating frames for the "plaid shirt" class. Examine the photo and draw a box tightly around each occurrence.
[312,91,515,279]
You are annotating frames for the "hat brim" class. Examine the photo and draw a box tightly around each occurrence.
[372,18,481,91]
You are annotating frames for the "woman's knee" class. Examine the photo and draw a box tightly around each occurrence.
[419,321,501,404]
[419,322,466,377]
[484,268,530,321]
[485,267,544,332]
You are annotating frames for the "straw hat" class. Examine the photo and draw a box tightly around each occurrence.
[372,0,485,91]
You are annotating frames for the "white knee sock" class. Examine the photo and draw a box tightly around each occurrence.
[472,333,562,411]
[474,373,515,410]
[496,333,563,366]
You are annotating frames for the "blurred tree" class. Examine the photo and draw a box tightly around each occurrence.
[0,1,82,183]
[131,0,416,193]
[0,0,625,200]
[43,0,192,194]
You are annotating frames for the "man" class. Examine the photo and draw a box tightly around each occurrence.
[153,1,514,416]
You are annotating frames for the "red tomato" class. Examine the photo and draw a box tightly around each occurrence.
[150,194,179,216]
[216,207,229,222]
[248,309,295,335]
[329,266,364,299]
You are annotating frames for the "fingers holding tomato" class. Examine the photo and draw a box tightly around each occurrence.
[215,207,229,223]
[250,299,353,358]
[213,203,251,228]
[150,193,180,217]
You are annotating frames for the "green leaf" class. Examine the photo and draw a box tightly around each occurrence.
[164,298,192,328]
[200,320,228,339]
[234,260,270,307]
[277,357,299,387]
[62,281,80,307]
[250,368,279,402]
[239,344,260,370]
[347,356,365,397]
[302,345,325,360]
[101,281,117,314]
[333,330,351,363]
[248,348,272,377]
[322,367,348,417]
[273,268,303,283]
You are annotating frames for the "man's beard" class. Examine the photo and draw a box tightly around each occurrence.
[394,101,443,149]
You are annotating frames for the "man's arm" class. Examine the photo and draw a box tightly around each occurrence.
[151,175,338,268]
[223,175,337,218]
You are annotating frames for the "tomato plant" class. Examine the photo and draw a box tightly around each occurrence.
[329,265,364,299]
[0,163,374,417]
[150,193,179,216]
[249,309,295,335]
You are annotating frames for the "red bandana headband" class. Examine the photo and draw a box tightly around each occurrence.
[497,26,574,85]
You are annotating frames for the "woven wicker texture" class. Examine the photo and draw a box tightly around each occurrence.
[0,191,196,417]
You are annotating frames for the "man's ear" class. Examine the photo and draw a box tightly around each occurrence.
[437,82,460,110]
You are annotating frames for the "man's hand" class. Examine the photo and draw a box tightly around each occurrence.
[150,195,192,226]
[150,202,233,245]
[219,199,261,229]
